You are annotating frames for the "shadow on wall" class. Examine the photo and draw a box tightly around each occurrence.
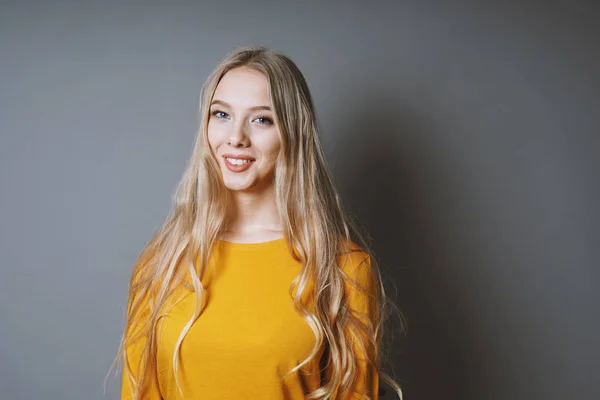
[331,90,478,400]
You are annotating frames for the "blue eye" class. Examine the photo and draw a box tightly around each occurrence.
[211,110,229,119]
[254,116,273,125]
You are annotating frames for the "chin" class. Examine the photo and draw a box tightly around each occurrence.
[222,176,256,192]
[224,184,251,191]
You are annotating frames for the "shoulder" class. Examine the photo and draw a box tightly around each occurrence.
[336,239,380,322]
[338,238,371,267]
[337,239,375,286]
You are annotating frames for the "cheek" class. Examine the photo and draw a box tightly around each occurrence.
[263,133,281,160]
[207,125,222,151]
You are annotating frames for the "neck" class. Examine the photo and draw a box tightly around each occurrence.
[224,184,282,235]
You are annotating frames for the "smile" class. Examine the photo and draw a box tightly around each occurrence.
[225,157,253,165]
[223,156,256,172]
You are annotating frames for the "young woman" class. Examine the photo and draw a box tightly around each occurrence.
[113,46,403,400]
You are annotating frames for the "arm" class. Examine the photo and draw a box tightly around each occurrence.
[336,249,381,399]
[120,282,163,400]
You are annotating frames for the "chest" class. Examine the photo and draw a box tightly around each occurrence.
[156,257,317,371]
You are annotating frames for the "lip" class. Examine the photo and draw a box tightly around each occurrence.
[222,153,256,161]
[222,155,256,173]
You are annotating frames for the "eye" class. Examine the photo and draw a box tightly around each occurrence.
[253,115,273,125]
[211,110,229,119]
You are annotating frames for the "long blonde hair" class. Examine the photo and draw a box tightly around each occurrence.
[109,46,404,399]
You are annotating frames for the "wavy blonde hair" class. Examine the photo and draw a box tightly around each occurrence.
[109,46,403,399]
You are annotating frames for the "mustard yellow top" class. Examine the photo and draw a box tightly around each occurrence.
[121,237,379,399]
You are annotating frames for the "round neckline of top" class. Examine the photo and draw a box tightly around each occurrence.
[216,236,287,250]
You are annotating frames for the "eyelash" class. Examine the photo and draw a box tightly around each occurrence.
[211,110,273,125]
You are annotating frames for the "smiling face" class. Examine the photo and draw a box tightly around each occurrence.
[207,67,281,192]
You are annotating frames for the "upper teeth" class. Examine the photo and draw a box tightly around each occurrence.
[226,157,253,165]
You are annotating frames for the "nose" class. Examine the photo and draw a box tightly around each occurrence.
[228,120,250,147]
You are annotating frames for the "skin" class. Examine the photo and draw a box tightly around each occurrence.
[207,66,284,243]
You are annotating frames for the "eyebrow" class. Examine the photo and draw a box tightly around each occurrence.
[210,99,271,112]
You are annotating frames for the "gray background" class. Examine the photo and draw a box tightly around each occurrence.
[1,1,598,399]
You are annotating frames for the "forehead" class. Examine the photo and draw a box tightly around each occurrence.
[212,67,271,107]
